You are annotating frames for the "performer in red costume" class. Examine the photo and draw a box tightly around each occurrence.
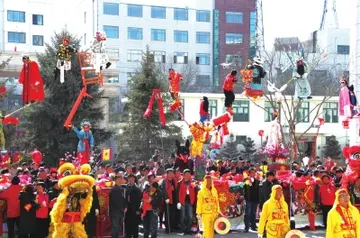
[223,70,237,114]
[18,56,44,104]
[169,68,183,111]
[199,96,209,123]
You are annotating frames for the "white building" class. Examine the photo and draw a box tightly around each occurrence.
[71,0,214,88]
[0,0,55,53]
[175,93,348,157]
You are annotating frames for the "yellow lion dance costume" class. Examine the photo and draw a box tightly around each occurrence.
[49,163,94,238]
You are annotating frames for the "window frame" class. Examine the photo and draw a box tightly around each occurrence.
[323,102,339,123]
[337,45,350,55]
[151,51,166,63]
[233,100,249,122]
[225,54,242,65]
[176,99,185,120]
[103,2,119,15]
[225,33,243,44]
[7,10,25,23]
[127,4,143,17]
[196,10,210,22]
[208,100,217,119]
[225,11,243,24]
[296,102,310,123]
[174,52,188,64]
[151,6,166,19]
[32,14,43,25]
[128,27,143,40]
[196,53,210,65]
[264,101,275,122]
[127,50,143,62]
[8,32,26,43]
[151,29,166,41]
[174,8,188,21]
[196,32,210,44]
[32,35,44,46]
[174,30,188,43]
[103,25,119,39]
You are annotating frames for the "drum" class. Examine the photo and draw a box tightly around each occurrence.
[214,217,230,235]
[285,229,306,238]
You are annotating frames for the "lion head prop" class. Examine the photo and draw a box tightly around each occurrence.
[50,163,94,238]
[342,146,360,189]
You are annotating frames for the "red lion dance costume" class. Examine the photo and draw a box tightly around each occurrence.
[342,146,360,191]
[168,68,183,111]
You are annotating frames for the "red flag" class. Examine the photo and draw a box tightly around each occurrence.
[14,46,17,52]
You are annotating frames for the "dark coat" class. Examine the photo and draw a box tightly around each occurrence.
[259,179,278,209]
[125,184,142,225]
[109,184,127,216]
[19,191,39,234]
[85,186,100,237]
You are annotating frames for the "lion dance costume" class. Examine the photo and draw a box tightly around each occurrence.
[196,175,220,238]
[342,145,360,190]
[50,163,94,238]
[326,189,360,238]
[258,185,290,238]
[168,68,183,111]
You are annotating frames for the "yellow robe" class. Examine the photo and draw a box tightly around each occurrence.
[258,185,290,238]
[196,179,220,238]
[326,190,360,238]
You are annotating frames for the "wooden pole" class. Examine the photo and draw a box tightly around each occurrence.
[5,102,37,117]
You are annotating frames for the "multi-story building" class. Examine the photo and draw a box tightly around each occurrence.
[213,0,256,90]
[0,0,55,53]
[72,0,214,91]
[174,93,347,157]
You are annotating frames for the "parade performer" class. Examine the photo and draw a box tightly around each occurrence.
[258,185,290,238]
[264,111,287,158]
[293,59,311,100]
[200,96,209,123]
[50,163,94,238]
[189,122,207,158]
[89,32,111,73]
[196,175,220,238]
[326,189,360,238]
[244,57,266,99]
[18,55,45,104]
[210,126,223,149]
[55,36,77,83]
[223,70,237,114]
[71,120,94,165]
[339,76,355,119]
[341,145,360,190]
[168,68,183,111]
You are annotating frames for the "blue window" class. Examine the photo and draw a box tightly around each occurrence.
[174,30,188,43]
[226,12,243,24]
[196,32,210,44]
[32,35,43,46]
[8,32,26,43]
[337,45,350,55]
[128,4,142,17]
[174,8,188,21]
[225,33,243,44]
[32,14,43,25]
[151,29,166,41]
[196,10,210,22]
[151,6,166,19]
[196,53,210,65]
[103,25,119,38]
[7,10,25,22]
[103,3,119,15]
[128,27,143,40]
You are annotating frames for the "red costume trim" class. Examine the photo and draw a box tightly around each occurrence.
[178,180,195,205]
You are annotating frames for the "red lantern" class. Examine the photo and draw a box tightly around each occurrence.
[342,120,349,129]
[31,149,43,164]
[258,130,264,136]
[318,117,324,125]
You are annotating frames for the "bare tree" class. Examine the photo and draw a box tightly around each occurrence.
[247,43,343,161]
[0,52,12,70]
[179,60,200,92]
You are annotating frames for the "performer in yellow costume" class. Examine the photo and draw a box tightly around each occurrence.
[189,123,206,157]
[196,175,220,238]
[326,189,360,238]
[258,185,290,238]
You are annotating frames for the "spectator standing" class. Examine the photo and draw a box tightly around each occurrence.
[34,182,49,238]
[243,167,260,232]
[109,175,127,238]
[125,174,142,238]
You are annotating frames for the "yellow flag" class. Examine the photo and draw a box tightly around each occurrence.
[102,148,111,161]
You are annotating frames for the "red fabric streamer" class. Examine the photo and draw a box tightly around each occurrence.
[143,89,166,126]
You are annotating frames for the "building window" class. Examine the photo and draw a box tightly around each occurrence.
[151,29,166,41]
[225,54,242,65]
[103,3,119,15]
[151,51,166,63]
[7,10,25,22]
[84,33,87,45]
[84,12,87,23]
[127,72,136,81]
[174,30,188,43]
[196,53,210,65]
[8,32,26,43]
[127,50,143,62]
[128,27,143,40]
[32,14,43,25]
[337,45,350,55]
[233,100,249,122]
[176,99,185,120]
[174,8,188,21]
[226,12,243,24]
[236,136,246,144]
[173,52,188,64]
[196,32,210,44]
[264,101,275,122]
[296,102,309,123]
[103,25,119,38]
[323,102,338,123]
[128,4,142,17]
[32,35,43,46]
[225,33,243,44]
[107,76,120,83]
[209,100,217,119]
[196,10,210,22]
[196,75,211,86]
[151,6,166,19]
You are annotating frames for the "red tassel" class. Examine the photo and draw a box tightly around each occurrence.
[2,117,19,125]
[143,92,156,118]
[157,94,166,126]
[212,113,231,127]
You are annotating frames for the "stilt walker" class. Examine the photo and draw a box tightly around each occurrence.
[55,36,77,83]
[223,70,237,114]
[168,68,183,111]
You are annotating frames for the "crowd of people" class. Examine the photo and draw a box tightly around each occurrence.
[0,152,358,238]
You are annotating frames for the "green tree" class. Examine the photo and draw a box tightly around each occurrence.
[117,46,182,160]
[241,137,256,159]
[323,135,341,159]
[21,30,111,164]
[220,134,241,159]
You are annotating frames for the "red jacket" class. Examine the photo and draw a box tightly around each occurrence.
[222,74,236,91]
[36,192,49,219]
[199,101,209,116]
[177,179,196,205]
[319,183,336,206]
[0,184,22,217]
